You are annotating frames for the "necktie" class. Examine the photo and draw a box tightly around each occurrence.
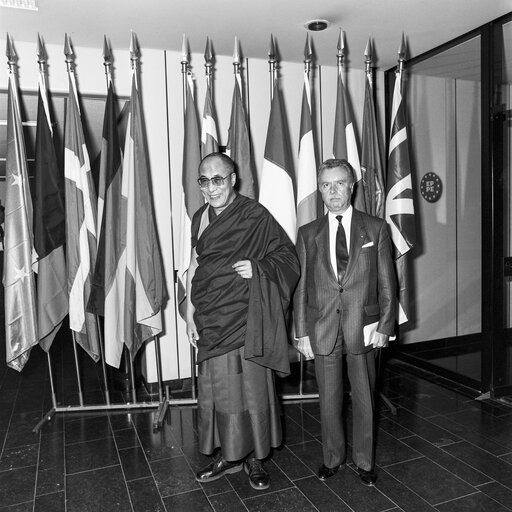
[336,215,348,283]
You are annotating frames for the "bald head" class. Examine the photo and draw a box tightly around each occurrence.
[199,152,236,176]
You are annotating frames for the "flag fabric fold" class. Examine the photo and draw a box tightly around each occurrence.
[64,72,100,361]
[3,71,38,371]
[201,78,218,157]
[226,74,255,199]
[34,71,68,352]
[361,73,385,218]
[333,68,365,212]
[103,68,166,367]
[177,74,203,318]
[259,84,296,242]
[385,69,416,325]
[296,71,317,229]
[87,80,123,318]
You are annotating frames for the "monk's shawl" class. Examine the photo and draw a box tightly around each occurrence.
[191,194,299,364]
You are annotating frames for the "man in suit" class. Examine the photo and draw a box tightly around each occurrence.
[294,158,396,485]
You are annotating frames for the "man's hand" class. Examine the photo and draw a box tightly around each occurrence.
[186,320,199,348]
[295,336,314,360]
[372,332,389,349]
[232,260,253,279]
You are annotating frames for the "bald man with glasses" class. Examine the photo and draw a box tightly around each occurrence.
[186,153,299,491]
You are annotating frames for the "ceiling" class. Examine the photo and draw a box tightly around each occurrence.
[0,0,511,70]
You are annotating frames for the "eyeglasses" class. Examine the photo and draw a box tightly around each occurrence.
[197,173,234,188]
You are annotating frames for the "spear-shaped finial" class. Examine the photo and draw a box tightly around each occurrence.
[336,28,345,68]
[130,31,140,68]
[103,35,113,83]
[181,34,189,67]
[364,35,372,74]
[304,33,312,75]
[268,34,276,64]
[398,32,406,72]
[6,33,17,69]
[37,33,47,65]
[64,33,75,70]
[233,36,241,74]
[204,36,213,78]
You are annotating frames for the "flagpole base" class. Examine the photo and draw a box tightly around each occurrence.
[379,392,397,415]
[33,407,56,433]
[152,399,169,431]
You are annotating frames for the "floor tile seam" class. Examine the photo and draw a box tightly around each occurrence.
[284,438,321,449]
[444,435,512,460]
[110,429,138,512]
[398,437,496,485]
[65,461,121,477]
[0,384,21,460]
[0,462,38,475]
[474,478,499,489]
[379,453,425,468]
[240,483,301,502]
[205,490,251,512]
[64,434,115,447]
[431,489,492,507]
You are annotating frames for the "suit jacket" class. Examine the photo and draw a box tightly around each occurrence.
[294,209,396,355]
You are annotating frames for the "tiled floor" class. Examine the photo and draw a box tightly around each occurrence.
[1,332,512,512]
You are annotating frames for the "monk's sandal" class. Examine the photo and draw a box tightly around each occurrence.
[244,457,270,490]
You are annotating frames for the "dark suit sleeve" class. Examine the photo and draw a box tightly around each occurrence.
[293,228,308,338]
[377,220,397,336]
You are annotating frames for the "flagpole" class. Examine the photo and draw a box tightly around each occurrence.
[268,34,276,101]
[64,35,86,408]
[35,35,60,418]
[180,36,197,402]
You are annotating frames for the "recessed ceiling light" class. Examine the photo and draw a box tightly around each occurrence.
[304,19,329,31]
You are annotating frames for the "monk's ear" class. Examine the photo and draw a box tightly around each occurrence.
[230,172,237,187]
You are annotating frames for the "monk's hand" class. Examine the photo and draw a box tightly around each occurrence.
[186,320,199,348]
[372,332,389,349]
[232,260,253,279]
[295,336,314,360]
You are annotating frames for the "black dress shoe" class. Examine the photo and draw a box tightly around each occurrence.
[357,466,377,486]
[318,464,340,480]
[196,455,243,483]
[244,457,270,490]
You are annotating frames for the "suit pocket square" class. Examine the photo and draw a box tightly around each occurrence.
[362,241,374,248]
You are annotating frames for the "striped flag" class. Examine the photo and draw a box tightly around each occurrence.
[385,68,416,324]
[3,68,38,371]
[103,66,166,367]
[201,78,218,157]
[361,72,385,218]
[226,74,255,198]
[87,79,123,317]
[259,83,296,242]
[177,73,202,318]
[296,71,317,228]
[64,70,100,361]
[33,69,68,352]
[333,67,365,212]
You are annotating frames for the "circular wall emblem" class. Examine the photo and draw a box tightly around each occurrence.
[420,172,442,202]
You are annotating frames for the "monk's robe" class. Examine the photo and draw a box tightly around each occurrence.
[191,193,299,366]
[191,193,300,460]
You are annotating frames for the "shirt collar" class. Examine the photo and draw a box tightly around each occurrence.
[328,205,353,225]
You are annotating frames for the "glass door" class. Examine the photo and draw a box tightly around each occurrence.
[494,15,512,398]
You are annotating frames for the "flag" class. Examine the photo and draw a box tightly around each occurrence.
[64,71,100,361]
[103,66,166,367]
[296,71,317,228]
[201,78,218,157]
[385,69,416,324]
[87,80,123,317]
[33,70,68,352]
[226,74,255,198]
[3,70,38,371]
[177,74,202,318]
[259,83,296,242]
[333,67,365,211]
[361,73,385,218]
